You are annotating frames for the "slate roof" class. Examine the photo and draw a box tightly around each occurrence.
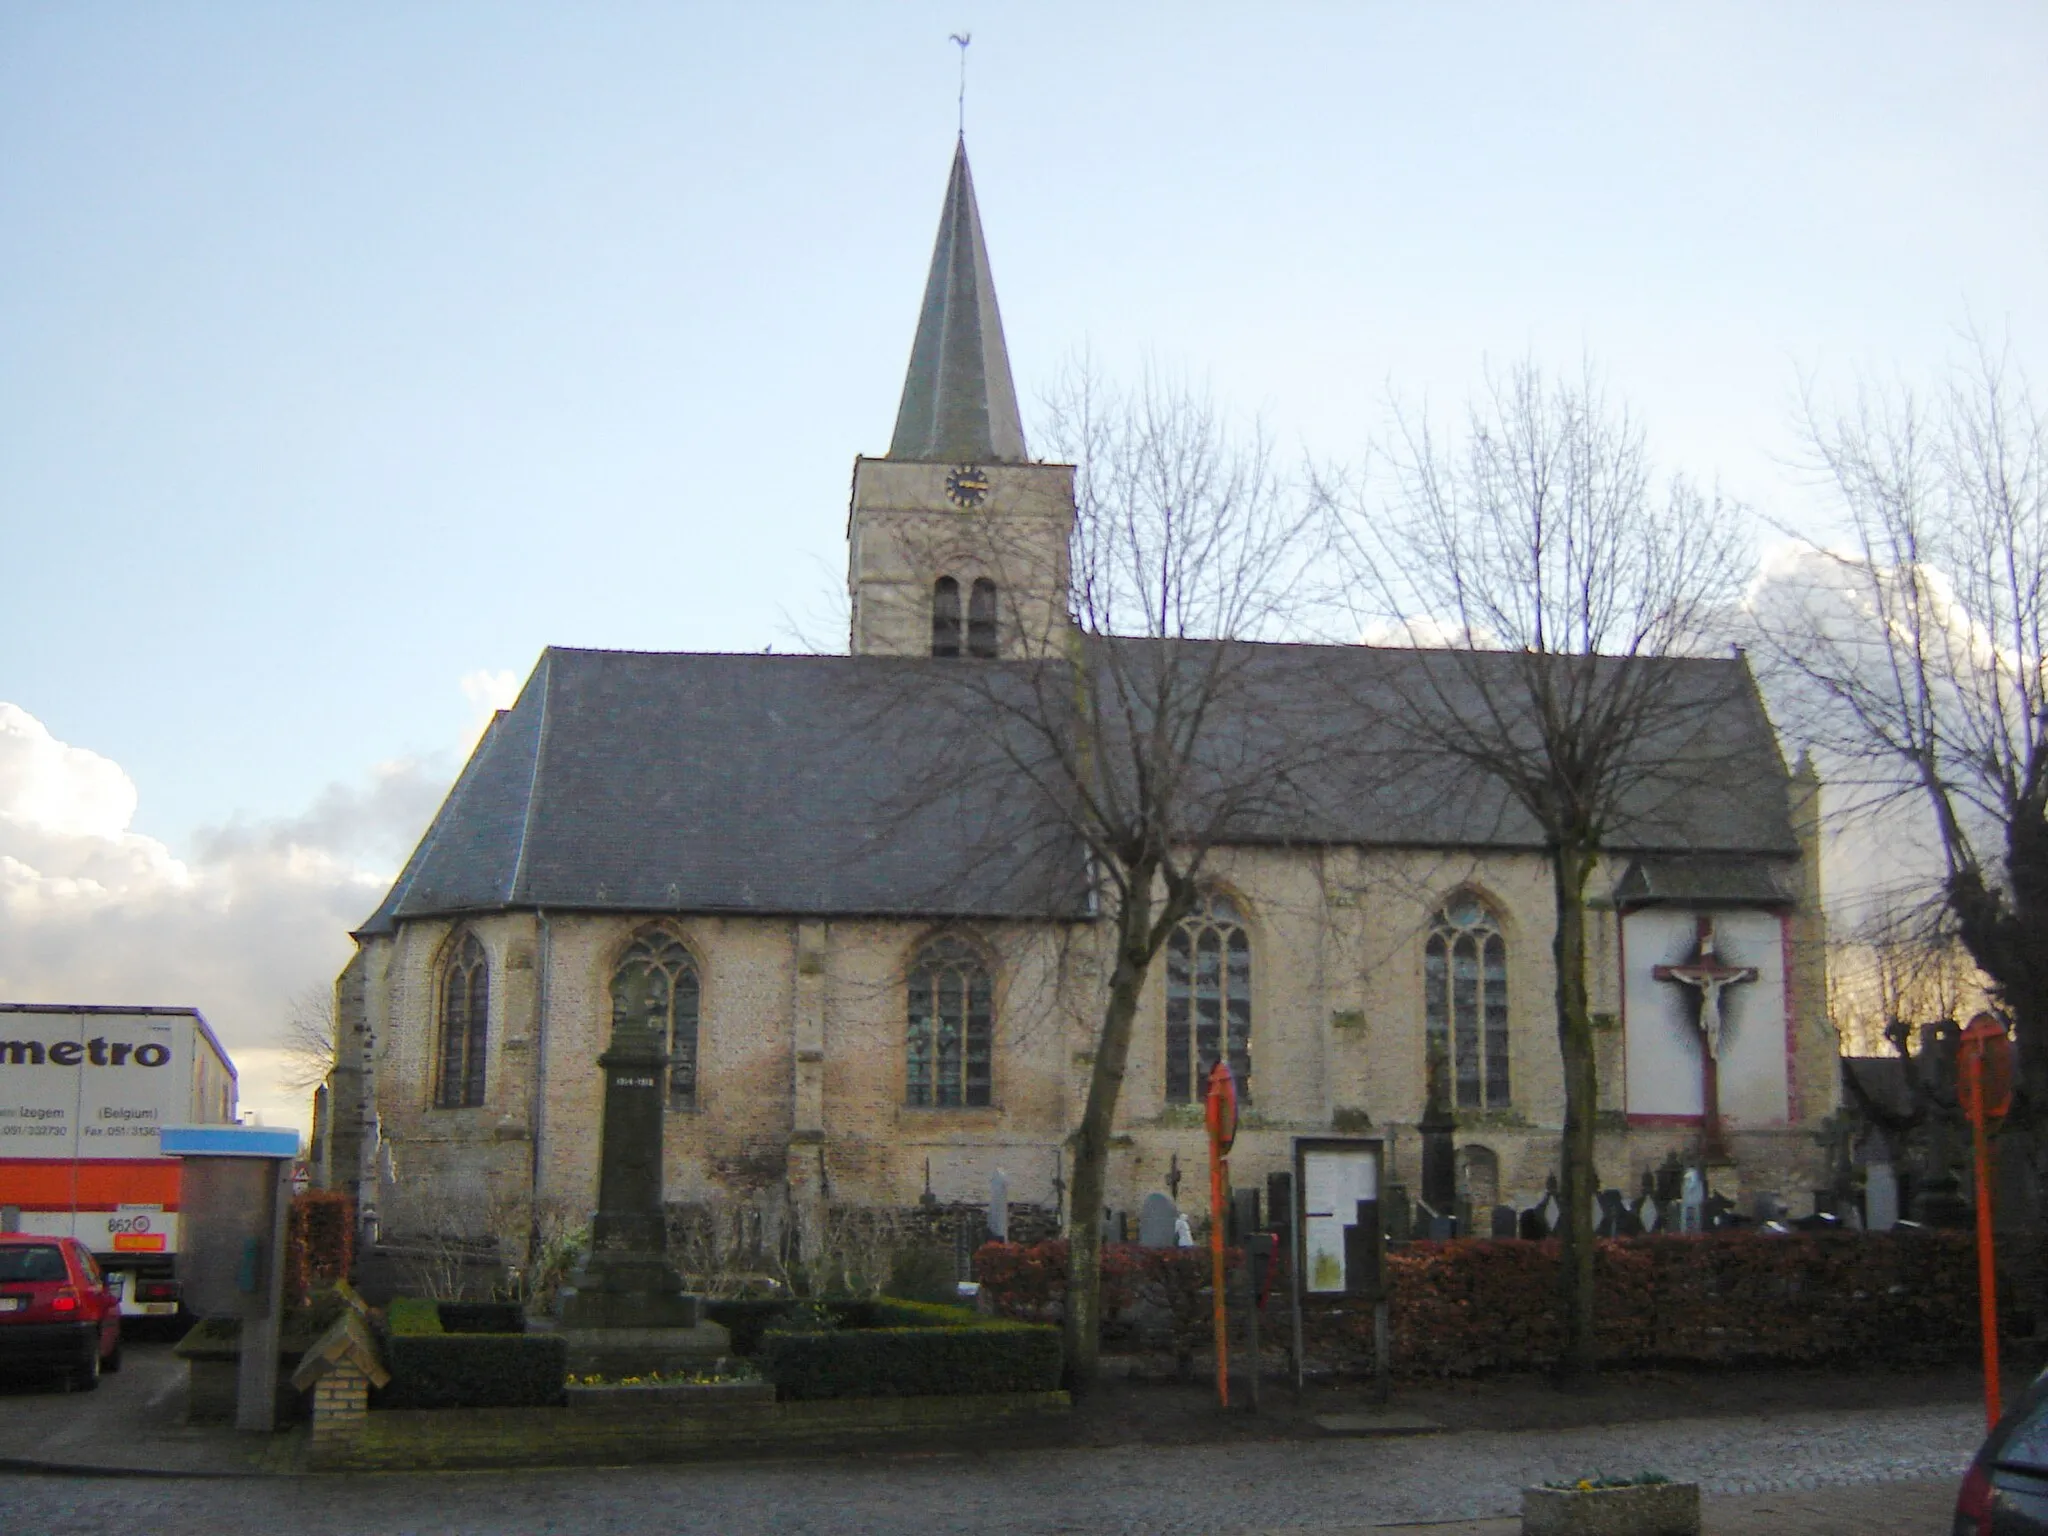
[357,641,1801,936]
[886,137,1028,464]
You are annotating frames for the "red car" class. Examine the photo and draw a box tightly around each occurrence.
[0,1233,123,1391]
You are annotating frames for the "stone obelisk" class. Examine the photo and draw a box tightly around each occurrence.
[558,1002,727,1375]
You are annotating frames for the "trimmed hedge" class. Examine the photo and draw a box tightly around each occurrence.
[976,1231,1982,1378]
[1337,1230,1981,1377]
[974,1240,1233,1356]
[386,1297,445,1336]
[377,1334,567,1409]
[375,1295,560,1408]
[439,1301,525,1335]
[761,1301,1061,1400]
[703,1298,799,1356]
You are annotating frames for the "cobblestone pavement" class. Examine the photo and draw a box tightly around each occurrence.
[0,1401,1978,1535]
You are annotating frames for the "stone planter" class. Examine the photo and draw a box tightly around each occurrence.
[1521,1481,1700,1536]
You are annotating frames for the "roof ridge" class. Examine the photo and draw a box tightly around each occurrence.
[507,650,555,904]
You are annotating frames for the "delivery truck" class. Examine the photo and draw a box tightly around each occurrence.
[0,1004,238,1318]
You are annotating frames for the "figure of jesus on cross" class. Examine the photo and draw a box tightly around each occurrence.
[1652,914,1758,1161]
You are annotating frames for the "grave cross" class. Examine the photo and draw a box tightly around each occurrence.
[1652,915,1757,1161]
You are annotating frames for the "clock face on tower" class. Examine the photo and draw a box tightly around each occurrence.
[945,465,990,509]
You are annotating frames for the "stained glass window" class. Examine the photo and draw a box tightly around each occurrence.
[1166,894,1252,1103]
[611,928,701,1108]
[1424,895,1511,1110]
[907,938,992,1108]
[434,932,489,1109]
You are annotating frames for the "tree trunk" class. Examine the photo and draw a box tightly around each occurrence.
[1550,840,1599,1383]
[1062,876,1155,1395]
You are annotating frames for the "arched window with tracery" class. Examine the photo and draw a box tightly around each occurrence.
[434,932,489,1109]
[610,928,701,1108]
[931,576,962,658]
[967,578,999,658]
[906,937,992,1108]
[1425,894,1510,1110]
[1165,894,1252,1103]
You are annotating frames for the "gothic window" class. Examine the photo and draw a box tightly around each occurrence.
[611,928,701,1109]
[931,576,962,658]
[1425,894,1510,1110]
[1165,894,1252,1103]
[433,932,489,1109]
[967,578,999,658]
[906,937,992,1108]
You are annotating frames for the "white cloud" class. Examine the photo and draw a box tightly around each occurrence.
[458,668,522,755]
[0,700,455,1137]
[1357,615,1502,649]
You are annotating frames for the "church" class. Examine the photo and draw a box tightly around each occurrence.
[323,140,1837,1259]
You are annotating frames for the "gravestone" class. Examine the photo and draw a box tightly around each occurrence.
[1382,1184,1413,1244]
[1679,1167,1706,1233]
[1596,1190,1626,1238]
[1865,1159,1900,1232]
[1231,1187,1262,1243]
[1138,1192,1179,1248]
[988,1169,1010,1242]
[1639,1196,1660,1233]
[560,1004,728,1377]
[1490,1204,1518,1239]
[1518,1200,1547,1241]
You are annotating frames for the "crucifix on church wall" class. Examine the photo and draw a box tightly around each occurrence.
[1651,913,1758,1162]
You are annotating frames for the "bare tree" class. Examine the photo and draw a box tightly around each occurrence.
[278,985,338,1095]
[887,364,1333,1390]
[1827,891,1986,1059]
[1753,339,2048,1109]
[1332,359,1751,1381]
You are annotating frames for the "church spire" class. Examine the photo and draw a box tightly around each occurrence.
[888,137,1028,464]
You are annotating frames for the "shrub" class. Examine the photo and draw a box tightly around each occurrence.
[377,1334,567,1409]
[761,1312,1060,1401]
[885,1244,960,1305]
[283,1191,355,1307]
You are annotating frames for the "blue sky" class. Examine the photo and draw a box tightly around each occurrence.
[1,5,2042,1121]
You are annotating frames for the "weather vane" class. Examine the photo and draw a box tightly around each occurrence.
[950,32,971,136]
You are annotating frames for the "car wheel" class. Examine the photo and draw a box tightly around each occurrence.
[103,1336,123,1375]
[70,1343,102,1393]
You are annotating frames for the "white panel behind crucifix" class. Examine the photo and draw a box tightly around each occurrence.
[1622,908,1790,1125]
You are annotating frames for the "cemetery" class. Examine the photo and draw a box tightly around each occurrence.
[146,964,2010,1498]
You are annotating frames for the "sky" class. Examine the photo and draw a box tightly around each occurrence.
[2,5,2043,1129]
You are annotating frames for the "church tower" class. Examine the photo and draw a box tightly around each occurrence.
[848,139,1075,660]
